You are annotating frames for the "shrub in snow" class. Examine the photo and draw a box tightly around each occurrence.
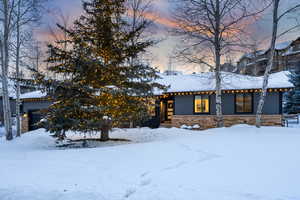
[180,124,188,129]
[192,124,200,129]
[180,125,193,129]
[284,63,300,114]
[103,116,112,120]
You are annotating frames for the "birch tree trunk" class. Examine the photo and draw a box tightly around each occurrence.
[215,0,223,128]
[1,0,13,140]
[256,0,279,128]
[15,0,21,137]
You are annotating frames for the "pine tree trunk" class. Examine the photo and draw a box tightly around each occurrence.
[1,0,13,140]
[100,119,111,141]
[256,0,279,128]
[100,128,109,141]
[214,0,224,128]
[129,121,133,128]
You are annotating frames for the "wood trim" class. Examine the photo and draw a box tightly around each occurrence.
[157,87,293,97]
[21,97,49,102]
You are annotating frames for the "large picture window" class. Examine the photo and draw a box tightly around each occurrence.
[235,93,253,113]
[194,95,210,113]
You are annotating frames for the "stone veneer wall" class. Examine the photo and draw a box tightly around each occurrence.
[171,115,282,129]
[21,114,29,133]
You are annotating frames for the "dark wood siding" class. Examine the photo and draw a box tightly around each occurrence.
[173,92,282,115]
[174,95,194,115]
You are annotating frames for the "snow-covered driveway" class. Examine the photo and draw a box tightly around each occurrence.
[0,125,300,200]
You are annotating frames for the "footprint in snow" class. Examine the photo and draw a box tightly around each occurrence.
[140,178,152,186]
[162,161,187,171]
[140,171,150,177]
[196,154,221,163]
[124,188,136,198]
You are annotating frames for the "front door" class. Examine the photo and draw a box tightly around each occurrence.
[160,99,174,122]
[160,101,166,122]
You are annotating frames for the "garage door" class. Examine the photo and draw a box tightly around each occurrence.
[28,110,43,131]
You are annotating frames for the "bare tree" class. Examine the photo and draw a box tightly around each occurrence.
[256,0,300,127]
[13,0,46,137]
[127,0,154,36]
[171,0,270,127]
[126,0,156,62]
[46,9,71,80]
[0,0,16,140]
[47,9,70,49]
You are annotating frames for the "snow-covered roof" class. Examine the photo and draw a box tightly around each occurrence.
[283,49,300,56]
[17,72,293,98]
[155,71,293,94]
[20,90,47,99]
[275,41,293,50]
[242,50,267,59]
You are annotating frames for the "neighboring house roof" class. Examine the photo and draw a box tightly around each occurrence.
[242,50,267,60]
[239,40,294,62]
[155,71,293,94]
[274,41,293,50]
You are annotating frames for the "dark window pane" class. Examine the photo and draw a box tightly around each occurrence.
[244,94,252,112]
[236,93,252,113]
[236,94,244,113]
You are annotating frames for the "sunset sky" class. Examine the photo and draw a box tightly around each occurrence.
[37,0,300,73]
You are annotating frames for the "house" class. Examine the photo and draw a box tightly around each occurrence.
[154,71,293,129]
[19,71,293,132]
[237,37,300,76]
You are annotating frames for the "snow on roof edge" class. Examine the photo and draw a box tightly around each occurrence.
[20,90,47,99]
[154,71,293,95]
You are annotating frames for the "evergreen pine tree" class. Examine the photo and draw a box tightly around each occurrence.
[34,0,164,141]
[284,62,300,114]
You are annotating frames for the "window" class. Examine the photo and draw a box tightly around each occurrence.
[194,95,210,113]
[235,93,253,113]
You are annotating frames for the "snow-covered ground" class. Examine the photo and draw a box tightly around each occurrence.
[1,125,300,200]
